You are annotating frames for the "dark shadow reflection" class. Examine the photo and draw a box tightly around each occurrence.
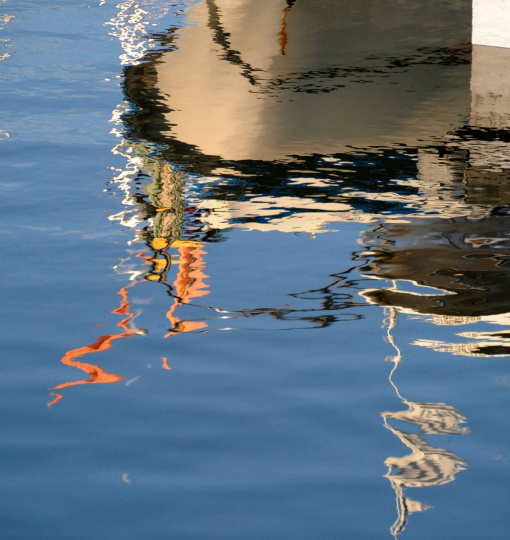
[360,211,510,319]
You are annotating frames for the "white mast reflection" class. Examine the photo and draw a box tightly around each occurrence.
[382,307,468,537]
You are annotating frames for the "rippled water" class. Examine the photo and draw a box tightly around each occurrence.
[2,1,510,538]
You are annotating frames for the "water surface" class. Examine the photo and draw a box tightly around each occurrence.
[1,1,510,538]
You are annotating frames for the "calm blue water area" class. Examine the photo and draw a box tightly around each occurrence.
[1,0,510,538]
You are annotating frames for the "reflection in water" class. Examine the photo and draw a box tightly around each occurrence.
[108,5,483,534]
[49,283,145,406]
[133,237,211,338]
[119,0,475,239]
[358,44,510,357]
[165,242,209,336]
[278,0,296,56]
[115,30,510,335]
[359,141,510,355]
[55,0,510,533]
[0,5,14,140]
[383,309,468,536]
[361,212,510,319]
[125,0,470,162]
[414,329,510,358]
[50,2,189,404]
[108,132,364,330]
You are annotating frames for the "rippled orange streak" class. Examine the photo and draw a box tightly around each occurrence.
[174,246,209,299]
[165,245,209,337]
[279,6,292,55]
[47,393,63,407]
[50,283,138,404]
[162,356,171,370]
[52,333,133,391]
[112,283,138,332]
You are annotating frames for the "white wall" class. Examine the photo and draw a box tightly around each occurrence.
[473,0,510,48]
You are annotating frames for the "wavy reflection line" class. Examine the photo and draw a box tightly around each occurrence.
[49,283,143,406]
[382,308,468,537]
[205,0,260,86]
[165,241,209,337]
[279,0,296,55]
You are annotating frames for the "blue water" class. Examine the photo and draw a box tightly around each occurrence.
[1,1,510,538]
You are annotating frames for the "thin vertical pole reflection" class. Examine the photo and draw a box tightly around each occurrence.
[382,307,468,537]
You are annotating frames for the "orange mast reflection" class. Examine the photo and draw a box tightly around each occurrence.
[48,282,142,406]
[142,235,209,337]
[165,240,209,337]
[279,0,296,55]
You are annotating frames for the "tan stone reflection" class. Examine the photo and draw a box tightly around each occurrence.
[471,45,510,129]
[383,310,468,536]
[148,0,470,161]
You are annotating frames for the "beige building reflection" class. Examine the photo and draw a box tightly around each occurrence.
[123,0,473,233]
[120,0,510,341]
[147,0,470,161]
[122,0,510,237]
